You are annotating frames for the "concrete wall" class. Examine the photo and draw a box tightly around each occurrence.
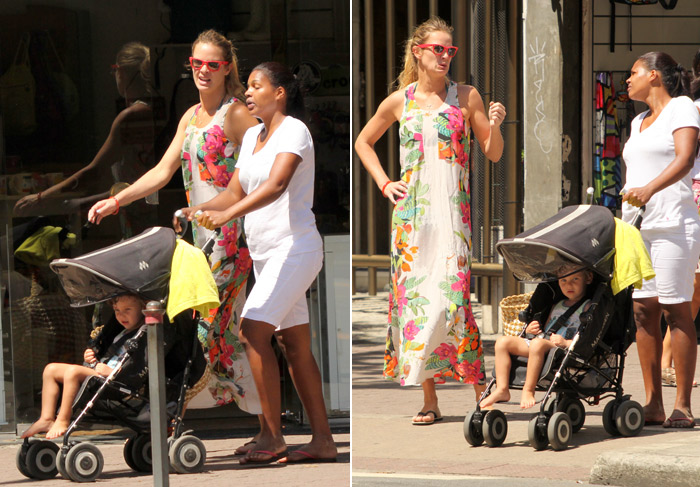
[522,0,563,229]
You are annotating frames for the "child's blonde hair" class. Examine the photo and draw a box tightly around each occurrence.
[396,16,453,90]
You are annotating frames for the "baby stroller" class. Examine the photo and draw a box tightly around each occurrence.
[463,204,645,451]
[16,226,211,481]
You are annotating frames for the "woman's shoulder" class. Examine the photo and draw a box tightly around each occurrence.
[667,96,700,124]
[112,101,153,127]
[278,116,311,138]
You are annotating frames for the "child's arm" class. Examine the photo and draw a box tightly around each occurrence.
[549,334,572,349]
[94,363,113,377]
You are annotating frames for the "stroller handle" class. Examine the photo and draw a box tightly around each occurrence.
[173,210,220,259]
[630,205,646,230]
[174,209,189,238]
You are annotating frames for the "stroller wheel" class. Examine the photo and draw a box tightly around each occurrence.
[56,447,69,479]
[547,412,572,451]
[130,434,153,472]
[527,415,549,451]
[123,436,140,472]
[556,397,586,433]
[463,410,485,446]
[25,440,59,480]
[64,442,104,482]
[615,400,644,437]
[602,400,620,436]
[482,410,508,447]
[169,435,207,473]
[16,438,37,479]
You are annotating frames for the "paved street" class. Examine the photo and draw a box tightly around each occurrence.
[352,291,700,487]
[1,411,349,485]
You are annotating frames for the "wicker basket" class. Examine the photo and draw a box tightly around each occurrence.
[500,292,533,336]
[185,364,211,404]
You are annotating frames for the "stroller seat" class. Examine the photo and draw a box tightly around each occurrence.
[464,205,645,452]
[16,227,213,482]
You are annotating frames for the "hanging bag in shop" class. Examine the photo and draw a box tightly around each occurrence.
[0,33,37,136]
[43,30,79,121]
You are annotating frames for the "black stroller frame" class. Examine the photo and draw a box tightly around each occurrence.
[464,204,646,451]
[17,223,216,481]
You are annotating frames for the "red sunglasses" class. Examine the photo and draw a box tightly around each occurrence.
[417,44,459,58]
[189,57,230,71]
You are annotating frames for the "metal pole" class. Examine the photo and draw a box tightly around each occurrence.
[143,301,169,487]
[503,0,520,299]
[364,0,377,295]
[352,0,362,294]
[386,0,397,234]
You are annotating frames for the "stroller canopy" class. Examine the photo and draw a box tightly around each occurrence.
[496,205,616,283]
[50,227,177,306]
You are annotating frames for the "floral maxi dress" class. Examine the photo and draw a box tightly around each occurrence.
[383,81,486,387]
[181,97,261,413]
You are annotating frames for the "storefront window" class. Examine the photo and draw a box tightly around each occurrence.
[0,0,349,433]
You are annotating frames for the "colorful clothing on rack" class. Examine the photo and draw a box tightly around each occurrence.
[383,81,486,387]
[594,72,622,210]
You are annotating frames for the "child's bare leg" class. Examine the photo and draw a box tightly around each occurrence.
[22,363,74,438]
[520,338,557,409]
[46,365,99,439]
[481,336,529,408]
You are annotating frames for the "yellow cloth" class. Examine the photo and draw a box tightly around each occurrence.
[611,217,655,295]
[15,226,76,266]
[167,239,220,322]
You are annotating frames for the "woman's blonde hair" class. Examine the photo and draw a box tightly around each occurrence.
[396,16,454,90]
[191,29,245,100]
[116,42,151,88]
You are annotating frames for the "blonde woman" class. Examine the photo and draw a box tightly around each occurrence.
[355,17,506,425]
[88,30,264,449]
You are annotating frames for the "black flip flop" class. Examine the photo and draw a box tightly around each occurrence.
[412,410,443,425]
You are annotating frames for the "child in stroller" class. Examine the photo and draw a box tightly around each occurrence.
[16,226,214,482]
[464,204,649,451]
[481,266,594,409]
[21,293,147,440]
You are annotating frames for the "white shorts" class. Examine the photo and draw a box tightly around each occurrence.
[634,221,700,304]
[242,250,323,330]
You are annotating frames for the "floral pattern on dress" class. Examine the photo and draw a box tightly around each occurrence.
[180,97,260,413]
[383,81,485,386]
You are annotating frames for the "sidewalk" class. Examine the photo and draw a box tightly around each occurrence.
[1,415,349,485]
[352,292,700,487]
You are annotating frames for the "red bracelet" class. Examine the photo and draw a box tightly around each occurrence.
[381,181,391,197]
[110,196,120,214]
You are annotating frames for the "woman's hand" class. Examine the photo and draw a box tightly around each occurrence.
[84,348,97,364]
[525,321,542,335]
[94,363,112,377]
[13,193,41,216]
[621,186,653,207]
[196,210,231,230]
[88,198,119,224]
[382,180,408,204]
[488,101,506,128]
[172,207,198,233]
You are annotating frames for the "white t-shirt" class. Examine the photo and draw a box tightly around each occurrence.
[691,98,700,181]
[622,96,700,229]
[236,116,322,260]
